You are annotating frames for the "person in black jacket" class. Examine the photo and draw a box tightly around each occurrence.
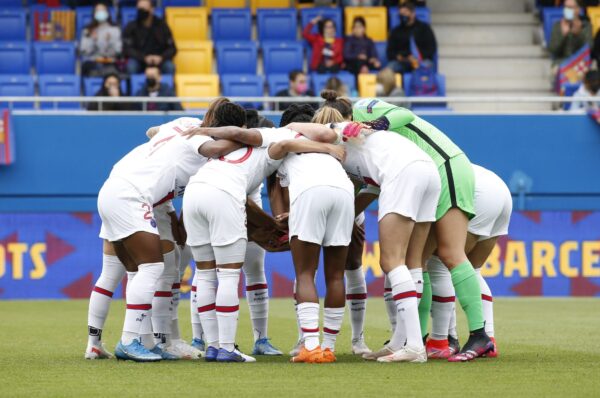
[386,1,437,73]
[134,66,183,111]
[87,73,136,111]
[123,0,177,75]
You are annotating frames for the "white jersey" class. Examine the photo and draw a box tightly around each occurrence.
[109,117,212,204]
[336,125,432,187]
[188,130,282,202]
[259,127,354,204]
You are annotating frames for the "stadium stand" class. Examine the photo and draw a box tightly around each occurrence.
[250,0,290,14]
[267,73,292,96]
[216,41,258,75]
[262,41,304,75]
[542,7,563,46]
[388,6,431,28]
[38,74,81,110]
[34,42,77,75]
[0,42,30,74]
[165,6,208,42]
[257,8,298,42]
[130,74,175,96]
[120,6,164,29]
[205,0,246,11]
[310,72,356,94]
[300,7,343,38]
[588,6,600,36]
[357,73,377,97]
[173,41,213,74]
[163,0,201,6]
[211,8,252,42]
[344,7,388,41]
[221,74,265,108]
[0,8,27,41]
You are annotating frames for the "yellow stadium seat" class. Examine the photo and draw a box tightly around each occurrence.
[358,73,377,97]
[251,0,290,14]
[395,73,402,89]
[173,41,213,75]
[175,74,220,109]
[344,7,387,41]
[166,7,208,42]
[588,6,600,36]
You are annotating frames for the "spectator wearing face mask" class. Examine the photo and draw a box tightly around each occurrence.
[386,1,437,74]
[79,2,122,77]
[303,16,345,73]
[275,70,318,111]
[87,73,136,111]
[134,65,182,111]
[123,0,177,75]
[569,69,600,112]
[549,0,592,64]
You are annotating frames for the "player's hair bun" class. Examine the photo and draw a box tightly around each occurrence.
[320,89,339,102]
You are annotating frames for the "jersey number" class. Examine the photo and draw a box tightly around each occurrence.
[219,147,253,164]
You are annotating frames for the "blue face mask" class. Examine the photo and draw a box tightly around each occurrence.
[400,15,410,25]
[95,10,109,23]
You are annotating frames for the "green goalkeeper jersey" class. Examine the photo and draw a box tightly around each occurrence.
[353,98,463,167]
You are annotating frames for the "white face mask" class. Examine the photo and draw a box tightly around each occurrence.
[375,83,385,96]
[95,10,109,23]
[564,7,575,21]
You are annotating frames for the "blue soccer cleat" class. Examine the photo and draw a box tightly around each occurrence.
[216,347,256,363]
[150,344,179,360]
[204,346,219,362]
[114,339,162,362]
[252,338,283,356]
[191,338,206,353]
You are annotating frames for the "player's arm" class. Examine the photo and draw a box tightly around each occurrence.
[268,139,345,161]
[198,139,243,158]
[285,122,339,143]
[355,185,380,216]
[246,198,282,232]
[267,174,289,217]
[184,126,264,146]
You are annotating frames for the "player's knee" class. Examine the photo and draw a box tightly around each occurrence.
[436,246,466,269]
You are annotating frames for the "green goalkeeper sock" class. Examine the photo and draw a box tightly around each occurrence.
[451,261,485,332]
[418,271,432,338]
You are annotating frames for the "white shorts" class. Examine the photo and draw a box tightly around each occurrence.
[289,186,354,247]
[183,183,247,247]
[378,160,441,223]
[154,204,175,242]
[98,178,158,241]
[468,175,512,241]
[190,239,247,264]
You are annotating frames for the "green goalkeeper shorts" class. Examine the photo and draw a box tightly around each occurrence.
[436,154,476,220]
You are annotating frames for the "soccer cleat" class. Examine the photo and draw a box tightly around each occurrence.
[191,338,206,353]
[252,337,283,356]
[290,346,324,363]
[216,347,256,363]
[362,345,394,361]
[114,339,162,362]
[204,346,219,362]
[377,346,427,363]
[169,339,203,360]
[351,338,372,355]
[289,338,305,357]
[448,335,461,356]
[150,344,179,360]
[484,337,498,358]
[448,331,494,362]
[426,338,452,359]
[84,343,113,360]
[321,348,336,363]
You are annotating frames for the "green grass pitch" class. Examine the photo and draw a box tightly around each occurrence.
[1,298,599,397]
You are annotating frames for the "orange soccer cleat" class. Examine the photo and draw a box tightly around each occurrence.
[321,348,336,363]
[290,346,324,363]
[426,338,452,359]
[485,337,498,358]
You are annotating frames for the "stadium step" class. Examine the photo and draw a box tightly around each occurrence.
[431,13,537,25]
[446,78,550,92]
[448,97,555,112]
[439,58,551,78]
[438,45,547,58]
[434,24,538,46]
[428,0,529,14]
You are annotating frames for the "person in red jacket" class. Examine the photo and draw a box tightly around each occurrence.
[303,16,344,73]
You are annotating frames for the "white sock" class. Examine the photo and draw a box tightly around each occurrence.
[190,270,204,341]
[121,262,164,345]
[140,308,154,348]
[243,243,269,342]
[296,302,320,351]
[345,268,367,342]
[152,250,177,346]
[322,307,344,351]
[409,267,424,305]
[476,269,495,337]
[170,280,181,341]
[216,268,241,352]
[196,269,217,348]
[383,274,397,332]
[126,271,136,297]
[448,303,458,339]
[88,254,125,346]
[428,256,456,340]
[387,265,422,351]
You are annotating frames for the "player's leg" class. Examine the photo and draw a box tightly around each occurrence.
[406,221,433,341]
[85,240,126,359]
[427,255,456,358]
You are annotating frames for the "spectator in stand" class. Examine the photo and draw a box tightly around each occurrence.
[87,73,136,111]
[386,1,437,73]
[344,16,381,75]
[569,69,600,112]
[79,2,122,77]
[134,65,182,111]
[123,0,177,75]
[325,76,349,97]
[549,0,592,64]
[275,70,318,111]
[303,16,344,73]
[375,67,405,97]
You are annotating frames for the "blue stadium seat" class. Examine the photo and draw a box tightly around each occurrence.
[76,6,117,39]
[0,9,26,41]
[130,74,174,95]
[542,7,563,47]
[221,74,265,109]
[262,42,304,75]
[211,8,252,42]
[0,75,35,109]
[162,0,201,5]
[310,72,356,94]
[216,41,258,75]
[34,42,76,74]
[257,8,297,42]
[267,73,290,96]
[83,77,128,96]
[121,7,165,29]
[388,6,431,29]
[0,42,30,74]
[374,41,387,67]
[300,7,343,38]
[38,75,82,110]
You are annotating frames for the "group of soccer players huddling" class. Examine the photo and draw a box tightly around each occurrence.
[85,90,511,364]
